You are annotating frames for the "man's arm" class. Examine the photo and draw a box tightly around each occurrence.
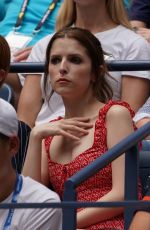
[121,76,150,113]
[17,74,43,128]
[17,34,51,128]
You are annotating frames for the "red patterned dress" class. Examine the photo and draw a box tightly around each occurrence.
[44,100,137,230]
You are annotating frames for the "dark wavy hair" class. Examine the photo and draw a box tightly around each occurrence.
[0,35,10,87]
[0,35,10,72]
[44,27,113,103]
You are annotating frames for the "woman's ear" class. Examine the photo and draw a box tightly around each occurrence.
[99,65,105,75]
[0,69,7,87]
[91,65,105,82]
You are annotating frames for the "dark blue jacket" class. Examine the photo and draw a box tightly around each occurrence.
[129,0,150,28]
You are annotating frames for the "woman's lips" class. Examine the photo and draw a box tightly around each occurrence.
[56,78,70,83]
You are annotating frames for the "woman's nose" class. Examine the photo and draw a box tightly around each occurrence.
[59,69,67,75]
[59,59,68,75]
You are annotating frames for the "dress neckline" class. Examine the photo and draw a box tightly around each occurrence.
[47,100,114,166]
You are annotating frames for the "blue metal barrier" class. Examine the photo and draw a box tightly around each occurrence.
[9,60,150,72]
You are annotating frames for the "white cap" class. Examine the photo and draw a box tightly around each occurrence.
[0,99,18,137]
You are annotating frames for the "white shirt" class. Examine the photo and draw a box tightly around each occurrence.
[25,25,150,124]
[134,96,150,122]
[0,176,62,230]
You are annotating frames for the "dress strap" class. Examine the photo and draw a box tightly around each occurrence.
[98,100,135,120]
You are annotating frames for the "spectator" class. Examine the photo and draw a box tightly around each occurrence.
[134,97,150,140]
[23,27,139,229]
[0,99,62,230]
[0,35,30,173]
[129,0,150,34]
[3,0,63,105]
[0,0,63,61]
[17,0,150,129]
[129,0,150,142]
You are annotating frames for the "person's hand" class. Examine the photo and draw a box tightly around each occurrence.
[13,46,33,62]
[136,28,150,43]
[31,117,93,141]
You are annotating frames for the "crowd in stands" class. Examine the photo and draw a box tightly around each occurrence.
[0,0,150,229]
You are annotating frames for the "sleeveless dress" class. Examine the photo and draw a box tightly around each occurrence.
[44,100,137,230]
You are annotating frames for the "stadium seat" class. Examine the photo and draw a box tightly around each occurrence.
[139,150,150,196]
[0,83,15,106]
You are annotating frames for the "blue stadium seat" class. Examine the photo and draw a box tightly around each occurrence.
[0,83,15,106]
[139,150,150,196]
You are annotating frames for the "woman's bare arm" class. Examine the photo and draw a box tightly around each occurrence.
[77,105,134,228]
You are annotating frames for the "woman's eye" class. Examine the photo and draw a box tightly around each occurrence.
[70,56,82,64]
[50,57,61,64]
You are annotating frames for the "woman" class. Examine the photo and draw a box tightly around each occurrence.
[23,27,137,230]
[17,0,150,129]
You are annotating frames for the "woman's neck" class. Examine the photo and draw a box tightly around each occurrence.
[0,165,16,202]
[75,2,117,34]
[63,95,102,119]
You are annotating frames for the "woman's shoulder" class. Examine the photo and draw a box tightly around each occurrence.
[99,100,135,119]
[96,25,150,61]
[96,25,150,47]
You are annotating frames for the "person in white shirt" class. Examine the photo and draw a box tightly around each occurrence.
[0,99,62,230]
[134,96,150,141]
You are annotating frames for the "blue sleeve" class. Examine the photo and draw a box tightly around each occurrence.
[129,0,150,27]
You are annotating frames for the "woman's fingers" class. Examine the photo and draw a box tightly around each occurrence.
[32,117,93,140]
[57,119,93,139]
[136,28,150,42]
[62,117,93,128]
[59,129,81,141]
[13,46,33,62]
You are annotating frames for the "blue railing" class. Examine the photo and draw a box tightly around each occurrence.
[1,61,150,229]
[9,60,150,72]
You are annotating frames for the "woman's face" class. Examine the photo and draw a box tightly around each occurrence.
[48,37,95,98]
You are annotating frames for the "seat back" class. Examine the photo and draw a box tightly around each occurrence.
[139,150,150,195]
[0,83,15,106]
